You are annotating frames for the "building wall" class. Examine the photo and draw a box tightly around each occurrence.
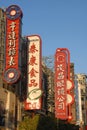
[70,63,76,124]
[0,8,5,87]
[75,74,87,127]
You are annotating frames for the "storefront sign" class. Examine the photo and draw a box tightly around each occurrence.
[3,5,22,84]
[55,50,68,119]
[25,35,42,110]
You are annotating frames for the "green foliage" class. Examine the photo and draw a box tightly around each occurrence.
[18,114,57,130]
[18,115,39,130]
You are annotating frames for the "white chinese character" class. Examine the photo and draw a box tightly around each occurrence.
[57,72,64,80]
[58,102,65,110]
[57,96,65,102]
[11,31,16,39]
[8,39,16,47]
[57,64,64,71]
[57,80,64,87]
[8,31,16,40]
[57,88,65,95]
[10,22,16,31]
[8,48,16,56]
[8,56,15,66]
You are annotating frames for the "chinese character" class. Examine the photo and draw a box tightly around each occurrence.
[57,72,64,80]
[8,48,16,56]
[29,43,38,53]
[29,68,38,78]
[57,64,64,71]
[57,80,65,87]
[57,96,65,102]
[29,55,37,66]
[10,22,16,31]
[8,31,16,40]
[8,39,16,47]
[58,102,65,110]
[8,56,15,66]
[29,79,38,87]
[57,88,65,95]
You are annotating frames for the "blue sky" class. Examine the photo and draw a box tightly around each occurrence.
[0,0,87,74]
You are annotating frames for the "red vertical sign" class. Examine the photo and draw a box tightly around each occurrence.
[5,19,20,70]
[3,5,22,84]
[55,50,68,119]
[55,48,74,120]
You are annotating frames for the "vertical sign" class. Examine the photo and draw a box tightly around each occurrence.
[3,5,22,84]
[25,35,42,110]
[55,50,68,119]
[55,48,74,120]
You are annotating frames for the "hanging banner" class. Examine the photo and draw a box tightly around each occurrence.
[3,5,22,84]
[24,35,42,110]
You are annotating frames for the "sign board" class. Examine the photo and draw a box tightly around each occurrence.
[24,35,42,110]
[55,50,68,119]
[3,5,22,84]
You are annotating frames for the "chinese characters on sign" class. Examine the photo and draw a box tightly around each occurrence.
[6,19,19,69]
[55,50,68,119]
[55,48,74,120]
[3,5,22,84]
[25,35,42,110]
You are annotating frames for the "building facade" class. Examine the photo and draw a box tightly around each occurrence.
[70,63,76,124]
[75,74,87,129]
[0,8,5,88]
